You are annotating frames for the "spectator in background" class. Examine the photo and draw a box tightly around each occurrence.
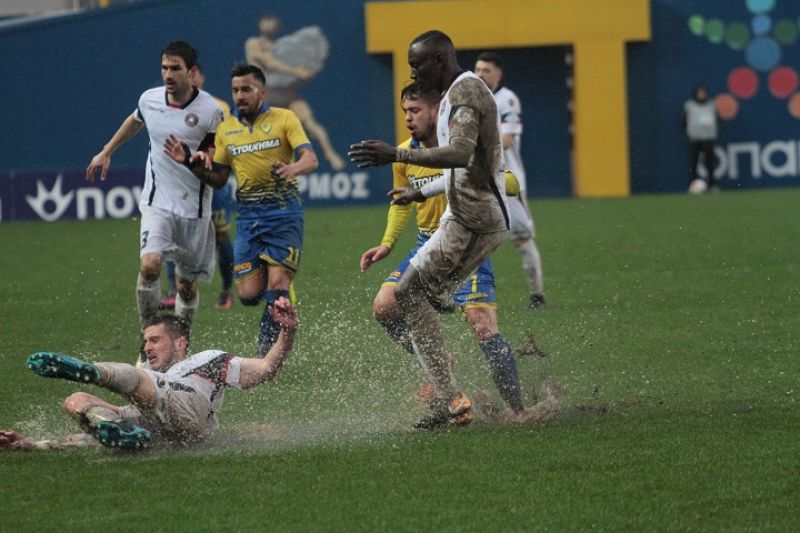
[683,85,719,193]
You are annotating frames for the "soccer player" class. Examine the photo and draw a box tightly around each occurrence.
[475,52,546,309]
[164,63,318,355]
[360,82,524,417]
[2,297,297,451]
[86,41,225,333]
[349,30,509,429]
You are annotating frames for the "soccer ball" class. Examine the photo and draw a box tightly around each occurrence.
[688,179,708,194]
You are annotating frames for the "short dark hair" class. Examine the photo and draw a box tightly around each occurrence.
[161,40,199,70]
[142,315,190,346]
[477,52,503,70]
[411,30,454,50]
[231,62,266,85]
[401,81,441,105]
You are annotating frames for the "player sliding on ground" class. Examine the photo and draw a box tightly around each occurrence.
[1,297,297,451]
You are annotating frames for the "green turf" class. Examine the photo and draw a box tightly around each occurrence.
[1,189,798,531]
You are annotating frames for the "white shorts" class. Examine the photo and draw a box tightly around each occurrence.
[507,196,535,240]
[410,216,506,299]
[139,206,215,282]
[118,383,218,443]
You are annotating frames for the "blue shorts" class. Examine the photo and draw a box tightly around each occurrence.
[211,183,234,233]
[234,203,303,282]
[383,231,496,309]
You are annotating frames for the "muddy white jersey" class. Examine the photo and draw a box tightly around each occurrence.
[436,71,508,233]
[134,87,224,219]
[493,86,526,195]
[143,349,244,421]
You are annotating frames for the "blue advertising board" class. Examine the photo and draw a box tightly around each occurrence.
[1,0,799,222]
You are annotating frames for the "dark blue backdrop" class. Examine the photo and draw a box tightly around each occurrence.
[1,0,799,221]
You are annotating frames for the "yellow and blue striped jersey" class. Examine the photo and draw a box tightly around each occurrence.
[380,138,447,249]
[213,104,312,205]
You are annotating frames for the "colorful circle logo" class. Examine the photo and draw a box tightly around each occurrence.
[689,0,800,119]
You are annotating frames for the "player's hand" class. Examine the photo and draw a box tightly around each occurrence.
[0,430,35,451]
[163,135,191,165]
[388,187,425,206]
[269,296,299,331]
[272,161,295,180]
[348,140,396,168]
[190,149,215,171]
[86,152,111,182]
[360,245,391,272]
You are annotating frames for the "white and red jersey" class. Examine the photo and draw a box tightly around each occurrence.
[134,87,224,219]
[493,86,526,196]
[142,349,243,424]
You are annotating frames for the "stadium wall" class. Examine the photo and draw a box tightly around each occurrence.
[0,0,798,222]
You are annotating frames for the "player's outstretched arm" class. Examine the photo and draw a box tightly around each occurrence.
[163,134,231,188]
[86,113,144,181]
[238,297,298,389]
[347,140,396,167]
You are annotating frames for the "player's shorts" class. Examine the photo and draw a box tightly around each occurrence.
[453,258,497,309]
[139,206,215,283]
[507,195,535,240]
[399,223,504,306]
[118,380,218,443]
[383,231,496,308]
[211,182,235,234]
[234,204,303,283]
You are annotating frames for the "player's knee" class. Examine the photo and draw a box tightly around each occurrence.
[139,257,161,281]
[372,290,399,324]
[465,309,498,341]
[63,392,91,416]
[176,279,197,301]
[472,323,497,341]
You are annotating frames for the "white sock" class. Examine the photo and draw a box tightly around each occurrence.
[175,292,199,328]
[96,362,141,395]
[136,274,161,326]
[517,239,544,296]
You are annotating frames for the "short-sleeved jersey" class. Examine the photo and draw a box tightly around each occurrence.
[213,104,312,208]
[381,138,447,249]
[436,71,508,233]
[135,87,224,219]
[142,349,244,428]
[493,86,526,194]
